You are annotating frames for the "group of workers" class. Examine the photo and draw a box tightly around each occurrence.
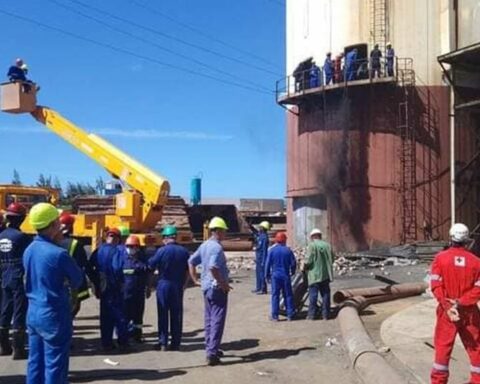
[251,221,334,322]
[294,42,396,91]
[6,196,480,384]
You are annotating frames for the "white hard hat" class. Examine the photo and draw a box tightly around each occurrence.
[310,228,322,237]
[386,42,392,46]
[449,223,469,243]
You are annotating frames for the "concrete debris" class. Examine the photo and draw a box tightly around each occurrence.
[103,358,119,366]
[325,337,338,347]
[226,255,256,271]
[378,346,391,353]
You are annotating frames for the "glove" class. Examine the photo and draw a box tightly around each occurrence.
[446,307,460,322]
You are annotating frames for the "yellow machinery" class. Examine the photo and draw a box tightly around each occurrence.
[0,81,179,249]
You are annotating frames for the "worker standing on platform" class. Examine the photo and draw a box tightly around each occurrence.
[0,203,31,359]
[303,228,333,321]
[59,212,97,317]
[345,49,358,81]
[430,223,480,384]
[309,61,321,88]
[90,228,129,352]
[333,52,344,83]
[386,42,395,77]
[24,203,83,384]
[148,226,189,351]
[188,217,231,366]
[370,44,382,78]
[265,232,296,321]
[250,221,270,295]
[324,52,334,85]
[121,235,148,343]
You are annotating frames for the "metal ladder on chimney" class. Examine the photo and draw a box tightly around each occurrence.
[369,0,387,53]
[397,59,418,243]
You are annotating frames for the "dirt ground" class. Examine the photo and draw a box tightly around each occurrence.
[0,251,430,383]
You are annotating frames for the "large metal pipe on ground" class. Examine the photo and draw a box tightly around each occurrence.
[338,283,427,384]
[338,300,409,384]
[333,282,429,304]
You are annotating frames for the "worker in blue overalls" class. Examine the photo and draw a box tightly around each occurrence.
[324,52,334,85]
[90,228,129,352]
[24,203,83,384]
[148,225,189,351]
[265,232,296,321]
[122,235,148,343]
[250,221,270,294]
[0,203,31,359]
[345,48,358,81]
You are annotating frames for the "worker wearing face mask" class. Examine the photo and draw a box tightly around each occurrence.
[121,235,148,343]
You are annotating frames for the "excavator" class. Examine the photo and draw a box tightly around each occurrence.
[0,81,192,249]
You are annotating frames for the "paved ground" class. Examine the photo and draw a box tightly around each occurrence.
[0,252,437,384]
[381,298,471,384]
[0,252,362,384]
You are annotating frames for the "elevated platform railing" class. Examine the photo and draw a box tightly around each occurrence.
[276,57,408,106]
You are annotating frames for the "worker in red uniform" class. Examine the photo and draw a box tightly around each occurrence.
[430,223,480,384]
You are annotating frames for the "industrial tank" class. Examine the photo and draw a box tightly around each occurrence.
[285,0,460,250]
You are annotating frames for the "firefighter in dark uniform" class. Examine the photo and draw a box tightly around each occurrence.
[59,212,98,317]
[0,203,31,359]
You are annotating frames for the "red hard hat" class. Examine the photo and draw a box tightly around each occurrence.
[106,228,121,237]
[59,212,75,226]
[6,203,27,217]
[125,235,141,247]
[275,232,287,243]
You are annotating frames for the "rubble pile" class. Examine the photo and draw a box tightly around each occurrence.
[226,254,256,271]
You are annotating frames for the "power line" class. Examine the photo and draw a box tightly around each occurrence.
[66,0,282,77]
[46,0,273,93]
[129,0,281,70]
[0,8,273,95]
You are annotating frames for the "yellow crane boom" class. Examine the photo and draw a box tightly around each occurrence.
[31,106,170,231]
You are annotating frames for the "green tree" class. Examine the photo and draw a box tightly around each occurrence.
[12,169,22,185]
[36,174,52,188]
[95,176,105,194]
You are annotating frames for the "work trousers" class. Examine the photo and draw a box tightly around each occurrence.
[156,280,183,347]
[27,324,71,384]
[271,273,294,319]
[325,72,333,85]
[124,293,145,336]
[99,291,128,348]
[371,65,381,78]
[308,280,331,319]
[204,287,228,359]
[386,62,394,77]
[0,277,27,330]
[431,306,480,384]
[255,255,267,293]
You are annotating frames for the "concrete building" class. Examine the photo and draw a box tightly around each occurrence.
[279,0,480,250]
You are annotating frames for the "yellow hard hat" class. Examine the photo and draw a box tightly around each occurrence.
[208,216,228,230]
[259,221,271,230]
[29,203,60,230]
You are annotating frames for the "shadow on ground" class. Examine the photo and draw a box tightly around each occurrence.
[69,369,187,382]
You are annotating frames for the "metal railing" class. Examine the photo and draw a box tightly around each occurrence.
[275,56,401,103]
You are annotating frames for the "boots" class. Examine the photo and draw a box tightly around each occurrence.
[0,328,12,356]
[12,330,27,360]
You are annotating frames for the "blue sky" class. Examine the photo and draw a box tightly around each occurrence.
[0,0,285,198]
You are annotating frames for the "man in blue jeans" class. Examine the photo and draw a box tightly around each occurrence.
[189,217,231,366]
[303,228,334,320]
[265,232,296,321]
